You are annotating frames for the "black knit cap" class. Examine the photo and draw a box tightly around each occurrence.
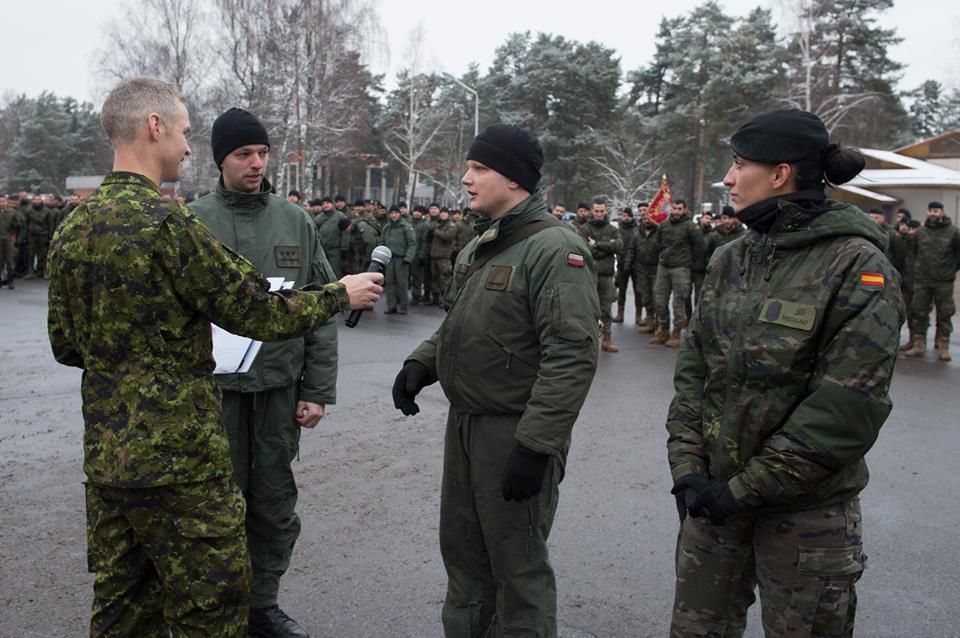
[211,107,270,168]
[466,124,543,193]
[731,109,829,164]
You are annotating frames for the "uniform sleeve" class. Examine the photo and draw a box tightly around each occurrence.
[728,249,905,507]
[299,225,339,405]
[513,233,600,456]
[405,224,417,263]
[46,240,84,369]
[666,305,710,480]
[160,206,349,341]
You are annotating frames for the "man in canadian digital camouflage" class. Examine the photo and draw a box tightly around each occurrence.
[392,124,599,637]
[46,77,381,637]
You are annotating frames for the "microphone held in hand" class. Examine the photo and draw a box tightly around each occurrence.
[345,246,392,328]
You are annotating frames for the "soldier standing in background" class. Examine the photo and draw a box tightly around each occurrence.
[14,195,30,277]
[899,219,922,351]
[47,77,381,638]
[903,201,960,361]
[24,195,51,278]
[868,208,907,274]
[623,207,660,333]
[614,207,638,323]
[571,202,590,232]
[314,196,350,278]
[552,201,566,222]
[392,124,599,637]
[451,208,474,265]
[687,209,714,319]
[704,205,746,263]
[429,207,458,306]
[382,204,417,314]
[410,205,429,305]
[0,196,22,288]
[651,199,704,348]
[579,197,623,352]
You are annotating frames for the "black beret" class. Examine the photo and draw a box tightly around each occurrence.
[731,109,829,164]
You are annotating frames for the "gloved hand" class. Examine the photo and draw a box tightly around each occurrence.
[670,474,711,522]
[692,480,748,525]
[392,360,433,416]
[500,445,550,502]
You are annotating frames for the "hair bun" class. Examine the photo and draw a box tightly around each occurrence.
[822,144,864,185]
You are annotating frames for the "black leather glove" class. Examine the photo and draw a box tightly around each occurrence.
[670,474,712,522]
[500,445,550,502]
[391,360,432,416]
[693,480,748,525]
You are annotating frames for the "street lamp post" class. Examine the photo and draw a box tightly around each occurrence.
[443,72,479,138]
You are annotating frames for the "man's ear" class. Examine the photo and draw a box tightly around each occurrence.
[147,113,163,142]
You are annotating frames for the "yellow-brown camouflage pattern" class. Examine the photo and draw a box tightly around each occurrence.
[47,172,349,488]
[667,200,904,511]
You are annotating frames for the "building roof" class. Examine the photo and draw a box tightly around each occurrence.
[832,184,898,203]
[894,130,960,160]
[848,149,960,189]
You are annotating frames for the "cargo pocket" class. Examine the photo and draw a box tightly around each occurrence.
[791,545,864,636]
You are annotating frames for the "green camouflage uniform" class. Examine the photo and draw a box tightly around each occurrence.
[411,217,431,302]
[453,218,475,262]
[430,217,459,297]
[47,172,349,637]
[616,218,639,315]
[666,200,904,637]
[407,192,599,636]
[578,217,623,335]
[381,216,417,311]
[623,222,660,323]
[908,216,960,339]
[0,204,23,281]
[25,203,51,275]
[654,212,704,331]
[190,180,339,610]
[314,207,349,277]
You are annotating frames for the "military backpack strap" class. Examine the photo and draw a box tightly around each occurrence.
[464,216,563,281]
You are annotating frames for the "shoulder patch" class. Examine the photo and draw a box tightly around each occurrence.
[859,272,884,287]
[567,252,585,267]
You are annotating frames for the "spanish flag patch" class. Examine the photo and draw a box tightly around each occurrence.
[567,252,585,267]
[860,272,884,287]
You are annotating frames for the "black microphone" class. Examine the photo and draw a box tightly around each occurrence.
[345,245,392,328]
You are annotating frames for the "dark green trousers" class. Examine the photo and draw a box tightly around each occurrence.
[221,387,301,609]
[911,281,956,338]
[439,409,561,637]
[385,259,411,310]
[85,477,251,637]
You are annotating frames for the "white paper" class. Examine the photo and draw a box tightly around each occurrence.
[212,278,295,375]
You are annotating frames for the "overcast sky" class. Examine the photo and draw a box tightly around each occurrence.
[3,0,958,107]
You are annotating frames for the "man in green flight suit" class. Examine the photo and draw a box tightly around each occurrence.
[189,107,340,638]
[392,124,600,637]
[46,77,382,638]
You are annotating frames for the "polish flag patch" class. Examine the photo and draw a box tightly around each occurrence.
[860,272,884,287]
[567,252,585,267]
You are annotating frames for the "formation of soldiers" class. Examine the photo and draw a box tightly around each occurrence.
[301,197,474,313]
[0,192,80,287]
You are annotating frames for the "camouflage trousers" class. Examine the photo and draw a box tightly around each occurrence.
[616,269,641,314]
[432,256,453,294]
[221,386,302,609]
[655,266,692,330]
[598,275,617,334]
[85,477,251,637]
[634,266,657,321]
[911,281,956,338]
[671,498,864,638]
[440,409,561,637]
[385,259,411,310]
[28,234,49,274]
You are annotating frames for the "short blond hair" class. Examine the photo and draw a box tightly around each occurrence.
[100,77,186,145]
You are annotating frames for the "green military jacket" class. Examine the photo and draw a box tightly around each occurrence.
[314,208,349,262]
[705,224,746,262]
[691,226,714,273]
[656,212,704,269]
[382,218,417,263]
[623,224,660,274]
[430,218,458,258]
[356,215,384,263]
[911,216,960,284]
[667,200,904,511]
[412,218,431,260]
[190,180,339,405]
[48,172,348,488]
[578,218,622,276]
[409,193,600,462]
[25,205,51,238]
[0,205,23,237]
[617,219,638,274]
[454,219,475,252]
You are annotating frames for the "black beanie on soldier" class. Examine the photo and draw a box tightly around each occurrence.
[211,107,270,168]
[466,124,543,193]
[730,109,829,164]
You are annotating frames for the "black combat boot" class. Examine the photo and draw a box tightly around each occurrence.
[248,605,311,638]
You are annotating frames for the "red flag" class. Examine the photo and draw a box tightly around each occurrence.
[648,174,672,224]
